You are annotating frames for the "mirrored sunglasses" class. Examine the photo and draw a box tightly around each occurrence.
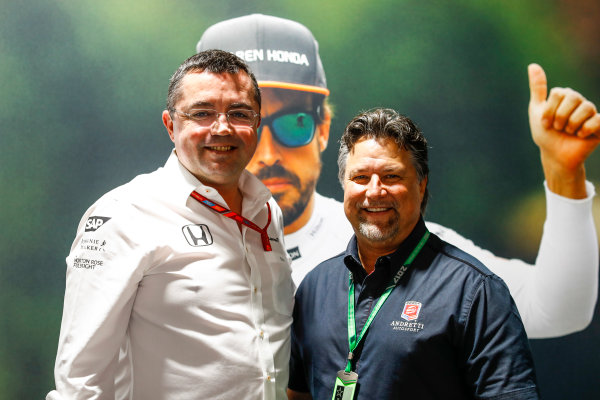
[258,109,319,148]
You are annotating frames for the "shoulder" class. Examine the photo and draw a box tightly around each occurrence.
[98,167,164,204]
[296,252,347,295]
[425,233,508,292]
[78,168,165,232]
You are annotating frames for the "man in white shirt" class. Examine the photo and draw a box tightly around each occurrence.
[196,14,600,338]
[47,50,293,399]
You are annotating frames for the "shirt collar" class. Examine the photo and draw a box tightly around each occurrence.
[161,149,272,209]
[344,217,428,282]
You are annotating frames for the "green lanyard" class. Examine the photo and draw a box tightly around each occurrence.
[345,231,430,373]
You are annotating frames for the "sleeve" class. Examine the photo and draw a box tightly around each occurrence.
[47,197,149,399]
[427,180,598,338]
[461,275,540,399]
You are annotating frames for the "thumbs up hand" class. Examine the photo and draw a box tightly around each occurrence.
[528,63,600,198]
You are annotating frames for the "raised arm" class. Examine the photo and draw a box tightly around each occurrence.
[429,64,599,338]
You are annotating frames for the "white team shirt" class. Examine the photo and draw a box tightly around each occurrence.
[284,193,350,284]
[286,184,598,338]
[48,152,293,400]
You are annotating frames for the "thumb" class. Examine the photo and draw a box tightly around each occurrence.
[528,63,548,106]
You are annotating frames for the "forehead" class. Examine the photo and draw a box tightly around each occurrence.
[260,87,318,114]
[346,137,411,172]
[176,70,256,108]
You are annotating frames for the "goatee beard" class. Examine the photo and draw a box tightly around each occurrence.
[357,218,399,242]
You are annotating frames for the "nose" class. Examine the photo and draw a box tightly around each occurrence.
[365,175,386,198]
[210,113,233,136]
[252,126,282,166]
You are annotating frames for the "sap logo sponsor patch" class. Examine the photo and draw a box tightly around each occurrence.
[182,224,213,247]
[85,216,111,232]
[287,246,301,261]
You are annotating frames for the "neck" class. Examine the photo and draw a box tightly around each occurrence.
[217,186,243,215]
[357,244,396,275]
[356,219,420,274]
[283,194,316,235]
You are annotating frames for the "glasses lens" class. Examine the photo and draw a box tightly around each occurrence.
[228,110,256,127]
[269,112,316,147]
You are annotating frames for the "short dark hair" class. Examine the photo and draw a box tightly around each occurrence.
[166,49,261,112]
[337,108,429,213]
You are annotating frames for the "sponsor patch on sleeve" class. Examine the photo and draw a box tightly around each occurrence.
[85,216,111,232]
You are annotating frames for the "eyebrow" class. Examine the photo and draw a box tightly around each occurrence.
[188,101,255,110]
[347,165,406,176]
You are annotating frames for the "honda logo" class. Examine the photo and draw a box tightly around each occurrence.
[182,224,213,247]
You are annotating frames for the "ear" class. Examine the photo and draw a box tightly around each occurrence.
[162,109,175,143]
[317,105,331,152]
[419,176,428,198]
[255,115,262,131]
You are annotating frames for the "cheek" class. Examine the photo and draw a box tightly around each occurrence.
[292,147,321,175]
[242,132,258,154]
[343,184,362,208]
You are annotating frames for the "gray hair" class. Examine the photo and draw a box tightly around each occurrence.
[337,108,429,213]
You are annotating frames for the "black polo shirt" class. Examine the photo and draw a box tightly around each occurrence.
[289,219,539,399]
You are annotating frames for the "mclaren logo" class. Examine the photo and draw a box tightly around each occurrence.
[182,224,213,247]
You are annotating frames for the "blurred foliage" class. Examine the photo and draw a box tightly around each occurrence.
[1,0,598,398]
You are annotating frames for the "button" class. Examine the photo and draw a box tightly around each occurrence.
[253,287,258,293]
[266,375,271,381]
[259,330,264,339]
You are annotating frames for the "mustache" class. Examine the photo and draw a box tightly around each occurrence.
[254,164,301,187]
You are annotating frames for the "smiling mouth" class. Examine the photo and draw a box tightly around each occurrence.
[207,145,234,152]
[365,207,390,212]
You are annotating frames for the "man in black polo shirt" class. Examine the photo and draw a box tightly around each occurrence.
[288,108,539,399]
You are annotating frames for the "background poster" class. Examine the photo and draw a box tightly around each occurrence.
[1,0,599,398]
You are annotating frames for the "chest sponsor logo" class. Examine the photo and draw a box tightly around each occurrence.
[182,224,213,247]
[287,246,301,261]
[401,301,422,321]
[85,216,111,232]
[390,320,425,333]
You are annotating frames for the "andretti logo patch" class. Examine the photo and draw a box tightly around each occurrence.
[401,301,422,321]
[85,216,111,232]
[182,224,213,247]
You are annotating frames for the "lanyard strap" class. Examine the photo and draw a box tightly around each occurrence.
[345,231,430,372]
[190,190,273,251]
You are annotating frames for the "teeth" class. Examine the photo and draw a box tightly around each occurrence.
[209,146,232,151]
[366,207,388,212]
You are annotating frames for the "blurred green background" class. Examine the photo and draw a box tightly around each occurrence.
[1,0,599,398]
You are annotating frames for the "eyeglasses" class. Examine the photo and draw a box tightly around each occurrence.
[171,108,259,128]
[258,108,320,148]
